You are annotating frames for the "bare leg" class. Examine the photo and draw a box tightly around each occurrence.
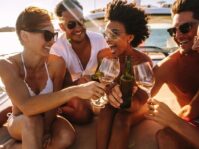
[59,98,93,124]
[130,120,163,149]
[1,141,22,149]
[96,105,117,149]
[157,128,196,149]
[47,116,76,149]
[108,111,132,149]
[7,114,44,149]
[8,142,21,149]
[108,101,148,149]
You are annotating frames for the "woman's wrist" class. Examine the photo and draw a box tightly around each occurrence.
[63,85,79,99]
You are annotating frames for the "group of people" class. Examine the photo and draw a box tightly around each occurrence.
[0,0,199,149]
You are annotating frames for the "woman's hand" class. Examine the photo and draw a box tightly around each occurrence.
[76,81,106,100]
[145,99,177,127]
[107,84,123,108]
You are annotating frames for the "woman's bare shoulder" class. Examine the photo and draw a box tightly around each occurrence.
[98,48,112,60]
[0,53,21,77]
[131,49,152,65]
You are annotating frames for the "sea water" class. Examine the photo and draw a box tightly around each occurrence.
[0,24,176,55]
[0,32,22,55]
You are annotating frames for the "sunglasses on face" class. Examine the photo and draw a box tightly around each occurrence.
[24,29,58,42]
[66,19,84,30]
[103,29,122,40]
[167,22,197,37]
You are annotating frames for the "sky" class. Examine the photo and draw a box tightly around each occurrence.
[0,0,174,27]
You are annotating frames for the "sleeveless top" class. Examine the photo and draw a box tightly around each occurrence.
[21,54,53,96]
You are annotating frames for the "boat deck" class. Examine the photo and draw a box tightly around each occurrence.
[0,84,180,148]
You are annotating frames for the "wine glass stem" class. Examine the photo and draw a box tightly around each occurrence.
[147,89,152,101]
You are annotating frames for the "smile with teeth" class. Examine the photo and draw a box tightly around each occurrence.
[75,31,82,35]
[44,46,51,51]
[109,45,117,53]
[180,40,189,45]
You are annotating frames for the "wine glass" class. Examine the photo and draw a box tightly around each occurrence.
[91,57,120,108]
[133,62,155,100]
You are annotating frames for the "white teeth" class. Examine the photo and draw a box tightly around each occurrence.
[45,46,51,50]
[75,32,82,35]
[180,40,189,45]
[44,47,51,51]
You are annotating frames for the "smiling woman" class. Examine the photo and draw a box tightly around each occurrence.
[0,5,106,149]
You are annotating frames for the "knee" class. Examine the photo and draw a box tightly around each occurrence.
[62,103,93,124]
[56,127,76,148]
[114,113,130,129]
[23,115,44,131]
[72,108,93,124]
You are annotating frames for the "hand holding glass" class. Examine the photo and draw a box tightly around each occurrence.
[91,57,120,108]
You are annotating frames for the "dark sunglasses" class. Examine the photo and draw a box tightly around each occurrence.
[24,29,58,42]
[66,20,84,30]
[167,22,197,37]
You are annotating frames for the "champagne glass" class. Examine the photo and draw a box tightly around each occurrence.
[133,62,155,100]
[91,57,120,108]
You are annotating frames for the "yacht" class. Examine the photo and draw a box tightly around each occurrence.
[85,0,172,20]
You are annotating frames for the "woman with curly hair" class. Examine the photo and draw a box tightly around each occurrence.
[96,1,156,149]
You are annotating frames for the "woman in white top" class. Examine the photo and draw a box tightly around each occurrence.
[0,6,105,149]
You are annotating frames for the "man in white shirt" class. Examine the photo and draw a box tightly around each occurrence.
[49,0,107,124]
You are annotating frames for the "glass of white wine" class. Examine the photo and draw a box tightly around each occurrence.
[133,62,155,100]
[91,57,120,108]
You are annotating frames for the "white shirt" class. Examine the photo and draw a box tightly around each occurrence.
[50,31,108,81]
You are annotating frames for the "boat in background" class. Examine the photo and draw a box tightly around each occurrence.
[85,0,172,20]
[142,0,171,15]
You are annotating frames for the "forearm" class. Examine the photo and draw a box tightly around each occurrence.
[188,90,199,119]
[20,86,78,116]
[170,116,199,148]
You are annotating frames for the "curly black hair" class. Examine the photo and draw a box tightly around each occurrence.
[105,0,149,47]
[55,0,83,17]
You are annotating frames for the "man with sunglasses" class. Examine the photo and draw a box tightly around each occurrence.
[148,0,199,148]
[49,0,108,124]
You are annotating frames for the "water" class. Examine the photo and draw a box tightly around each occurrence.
[0,32,22,55]
[0,22,176,56]
[146,27,171,48]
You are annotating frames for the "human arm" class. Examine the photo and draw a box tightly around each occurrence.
[146,99,199,148]
[151,64,166,97]
[178,90,199,119]
[0,59,106,116]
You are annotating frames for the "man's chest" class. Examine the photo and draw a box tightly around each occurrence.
[170,61,199,94]
[74,45,91,69]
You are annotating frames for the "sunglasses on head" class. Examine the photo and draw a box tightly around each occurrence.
[24,29,58,42]
[66,19,84,30]
[167,22,197,37]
